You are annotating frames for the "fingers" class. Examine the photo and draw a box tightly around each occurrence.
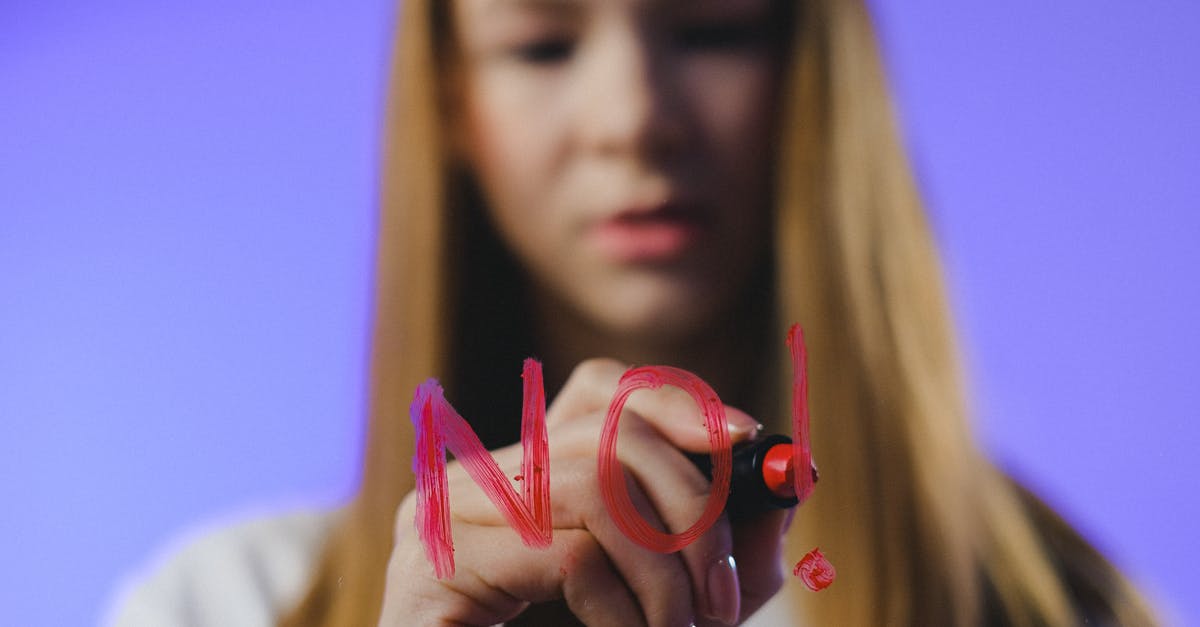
[552,358,762,452]
[471,528,647,626]
[592,413,742,624]
[557,458,699,626]
[385,521,646,626]
[722,509,789,625]
[548,359,771,624]
[444,450,698,626]
[394,357,780,625]
[460,411,743,625]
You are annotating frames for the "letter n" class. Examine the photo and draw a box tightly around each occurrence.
[410,359,553,579]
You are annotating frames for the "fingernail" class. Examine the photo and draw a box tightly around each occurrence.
[724,408,762,441]
[705,555,741,625]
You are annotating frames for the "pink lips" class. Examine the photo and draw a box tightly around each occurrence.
[588,204,706,263]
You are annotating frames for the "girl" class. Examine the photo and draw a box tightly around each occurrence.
[115,0,1160,625]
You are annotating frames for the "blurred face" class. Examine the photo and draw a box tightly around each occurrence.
[451,0,781,343]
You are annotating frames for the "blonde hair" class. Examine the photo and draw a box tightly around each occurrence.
[282,1,1157,625]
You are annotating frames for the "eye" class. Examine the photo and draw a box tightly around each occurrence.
[676,20,766,52]
[513,37,575,64]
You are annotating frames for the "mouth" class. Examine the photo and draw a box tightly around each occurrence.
[587,202,709,264]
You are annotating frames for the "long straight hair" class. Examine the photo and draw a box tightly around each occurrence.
[283,1,1156,625]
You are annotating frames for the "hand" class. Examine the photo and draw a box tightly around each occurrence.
[379,359,792,626]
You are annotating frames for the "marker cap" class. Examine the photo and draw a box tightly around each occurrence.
[689,433,813,521]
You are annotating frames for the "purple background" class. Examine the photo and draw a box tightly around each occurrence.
[1,2,1196,625]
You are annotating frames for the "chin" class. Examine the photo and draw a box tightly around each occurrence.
[586,286,722,347]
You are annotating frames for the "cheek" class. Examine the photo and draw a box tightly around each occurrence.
[462,76,568,256]
[465,88,541,212]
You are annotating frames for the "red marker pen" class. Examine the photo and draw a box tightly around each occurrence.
[689,433,818,521]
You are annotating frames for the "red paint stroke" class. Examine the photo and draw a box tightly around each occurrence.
[410,359,552,579]
[410,324,825,577]
[794,547,836,591]
[597,366,732,553]
[787,324,816,504]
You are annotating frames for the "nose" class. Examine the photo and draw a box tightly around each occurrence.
[576,26,686,163]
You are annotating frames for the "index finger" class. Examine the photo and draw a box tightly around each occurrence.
[551,358,761,452]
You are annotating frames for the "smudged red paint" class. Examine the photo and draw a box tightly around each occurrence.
[787,324,816,504]
[410,359,552,579]
[794,547,836,591]
[597,366,733,553]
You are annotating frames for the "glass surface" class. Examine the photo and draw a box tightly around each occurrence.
[1,1,1195,624]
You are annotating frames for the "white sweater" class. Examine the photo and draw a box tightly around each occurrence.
[107,511,800,626]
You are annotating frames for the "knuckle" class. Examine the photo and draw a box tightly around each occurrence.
[554,457,613,525]
[547,411,606,453]
[550,359,628,428]
[559,530,604,578]
[395,491,419,527]
[568,358,626,391]
[559,457,602,497]
[667,389,703,418]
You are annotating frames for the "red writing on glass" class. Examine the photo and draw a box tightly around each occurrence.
[410,324,817,579]
[410,358,552,578]
[597,366,732,552]
[787,324,816,503]
[794,547,836,591]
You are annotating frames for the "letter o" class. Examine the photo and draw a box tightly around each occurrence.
[597,366,732,553]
